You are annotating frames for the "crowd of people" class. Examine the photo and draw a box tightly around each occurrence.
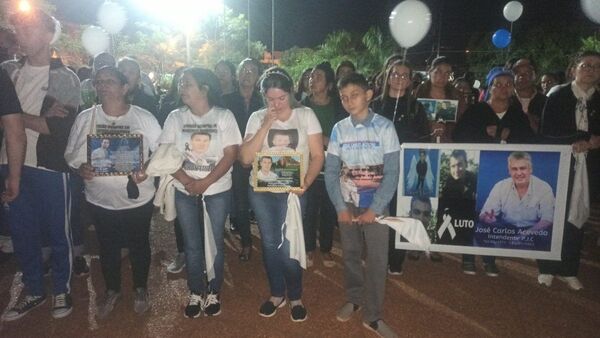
[1,8,599,338]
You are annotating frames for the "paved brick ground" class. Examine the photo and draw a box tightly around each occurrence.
[0,207,599,337]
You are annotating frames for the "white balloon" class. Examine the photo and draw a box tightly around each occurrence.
[97,1,127,34]
[503,1,523,22]
[582,0,600,25]
[81,26,110,56]
[389,0,432,48]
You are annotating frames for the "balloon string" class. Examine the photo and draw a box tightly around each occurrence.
[393,90,400,122]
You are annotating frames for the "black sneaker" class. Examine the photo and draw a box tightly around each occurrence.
[259,298,286,318]
[290,304,307,322]
[484,263,499,277]
[184,293,204,318]
[2,294,47,321]
[204,292,221,316]
[462,262,476,275]
[73,256,89,277]
[52,293,73,319]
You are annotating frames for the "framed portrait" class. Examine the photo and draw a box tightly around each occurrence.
[253,151,303,192]
[395,143,572,260]
[417,98,459,122]
[87,134,143,176]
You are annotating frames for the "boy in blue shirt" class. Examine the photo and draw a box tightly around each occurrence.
[325,73,400,338]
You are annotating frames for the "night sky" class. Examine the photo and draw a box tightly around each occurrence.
[50,0,595,57]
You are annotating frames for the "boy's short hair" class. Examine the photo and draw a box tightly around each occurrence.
[337,72,370,91]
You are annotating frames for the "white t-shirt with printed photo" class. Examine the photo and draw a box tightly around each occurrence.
[64,105,162,210]
[159,106,242,196]
[245,106,322,188]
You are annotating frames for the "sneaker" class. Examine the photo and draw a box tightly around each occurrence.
[184,293,204,318]
[2,294,47,321]
[134,288,150,314]
[388,267,403,276]
[336,302,361,322]
[290,303,307,322]
[322,252,335,268]
[73,256,89,277]
[537,274,554,287]
[166,253,186,274]
[52,293,73,319]
[204,292,221,316]
[462,262,476,275]
[557,276,584,291]
[428,252,443,262]
[484,263,499,277]
[259,298,286,318]
[96,290,121,319]
[363,319,398,338]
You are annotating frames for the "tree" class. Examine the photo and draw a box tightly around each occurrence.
[466,23,592,78]
[281,27,399,82]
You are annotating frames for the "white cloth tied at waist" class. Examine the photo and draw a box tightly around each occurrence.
[146,143,217,280]
[375,216,431,251]
[568,152,590,229]
[281,193,307,269]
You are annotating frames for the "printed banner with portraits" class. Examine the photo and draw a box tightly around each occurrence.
[395,143,572,260]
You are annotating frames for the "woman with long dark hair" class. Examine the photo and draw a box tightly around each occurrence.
[240,67,324,322]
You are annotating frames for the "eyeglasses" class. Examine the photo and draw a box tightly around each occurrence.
[578,63,600,71]
[390,71,410,80]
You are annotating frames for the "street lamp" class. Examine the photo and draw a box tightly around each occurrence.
[131,0,224,65]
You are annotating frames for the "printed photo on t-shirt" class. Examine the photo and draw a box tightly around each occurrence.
[181,125,219,174]
[340,164,384,208]
[267,129,298,151]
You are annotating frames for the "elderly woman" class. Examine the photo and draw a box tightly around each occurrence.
[64,66,161,318]
[537,51,600,291]
[158,67,241,318]
[239,67,324,322]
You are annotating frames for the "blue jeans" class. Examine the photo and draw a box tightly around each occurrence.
[4,166,73,296]
[249,189,305,301]
[175,189,230,294]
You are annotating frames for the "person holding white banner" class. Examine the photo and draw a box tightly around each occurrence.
[538,51,600,290]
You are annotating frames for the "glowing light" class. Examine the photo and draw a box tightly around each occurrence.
[130,0,224,31]
[18,0,31,12]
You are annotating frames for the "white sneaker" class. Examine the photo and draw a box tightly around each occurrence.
[557,276,583,291]
[167,253,186,274]
[537,274,554,287]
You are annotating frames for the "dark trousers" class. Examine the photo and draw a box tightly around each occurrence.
[231,162,252,247]
[303,175,336,253]
[537,222,584,276]
[91,200,154,292]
